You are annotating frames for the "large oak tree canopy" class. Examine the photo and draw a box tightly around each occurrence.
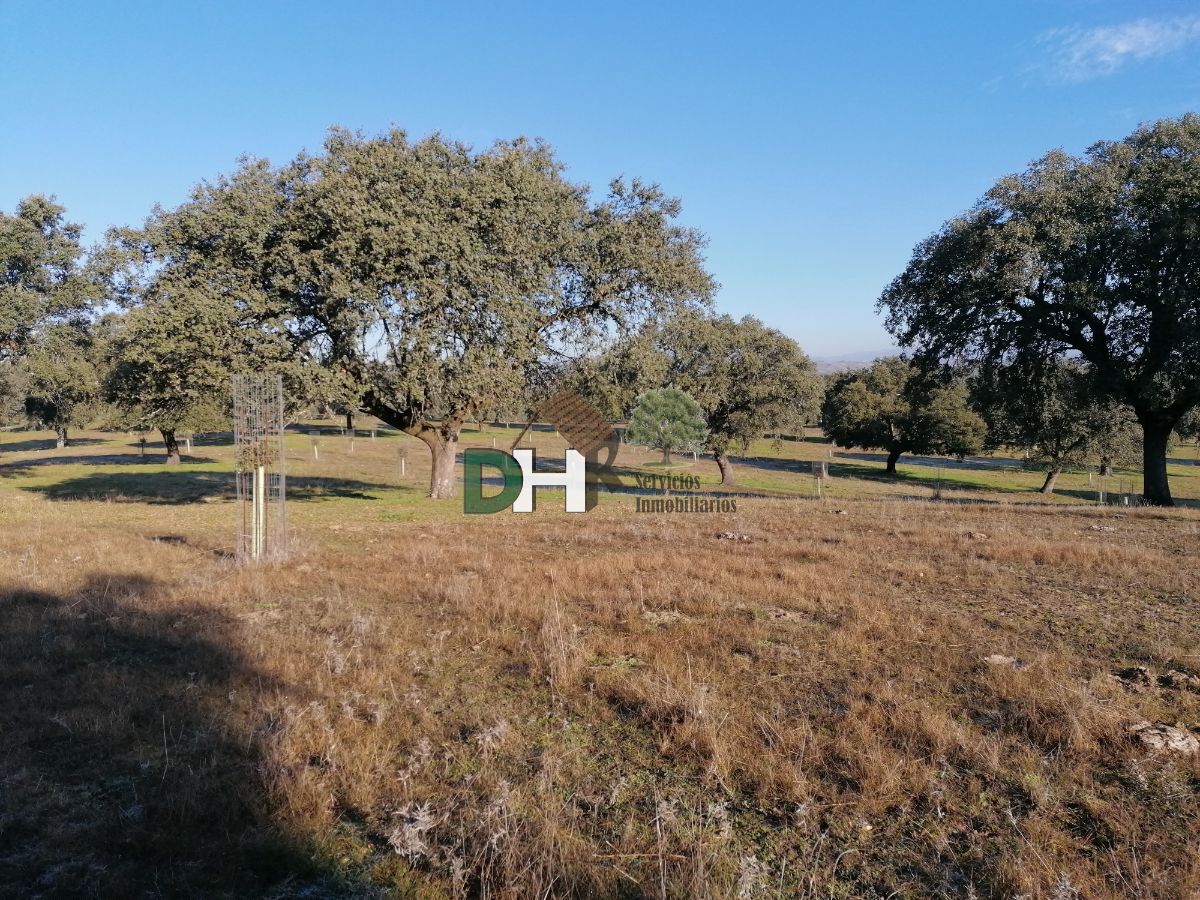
[879,114,1200,505]
[124,128,715,497]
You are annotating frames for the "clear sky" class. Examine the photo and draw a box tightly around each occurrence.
[2,1,1198,358]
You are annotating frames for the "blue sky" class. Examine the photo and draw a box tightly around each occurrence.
[2,1,1198,357]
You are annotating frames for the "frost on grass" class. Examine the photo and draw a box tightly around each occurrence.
[388,802,439,862]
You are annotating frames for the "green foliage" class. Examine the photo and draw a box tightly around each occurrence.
[271,130,713,428]
[879,114,1200,503]
[20,323,102,440]
[0,196,93,360]
[117,128,715,496]
[1178,409,1200,443]
[973,358,1137,472]
[562,332,669,422]
[104,161,340,434]
[822,357,985,469]
[659,312,822,458]
[103,298,239,436]
[0,362,23,425]
[1098,415,1146,470]
[625,388,708,458]
[566,312,821,480]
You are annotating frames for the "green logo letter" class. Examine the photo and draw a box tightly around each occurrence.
[463,449,524,514]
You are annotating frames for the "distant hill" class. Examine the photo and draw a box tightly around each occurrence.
[812,350,895,374]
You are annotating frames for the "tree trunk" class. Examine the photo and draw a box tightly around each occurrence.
[1099,458,1113,478]
[1039,467,1061,495]
[661,447,672,465]
[55,427,67,449]
[362,393,464,500]
[162,428,182,466]
[421,432,460,499]
[345,412,354,432]
[714,452,735,485]
[1141,421,1173,506]
[885,446,902,475]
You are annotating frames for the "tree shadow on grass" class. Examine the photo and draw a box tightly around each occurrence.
[0,574,366,897]
[0,437,108,453]
[1052,487,1119,505]
[23,471,404,505]
[728,454,1037,496]
[0,455,220,478]
[1049,487,1200,509]
[832,450,1026,471]
[187,432,234,448]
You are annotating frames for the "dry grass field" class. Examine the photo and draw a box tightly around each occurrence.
[1,426,1199,898]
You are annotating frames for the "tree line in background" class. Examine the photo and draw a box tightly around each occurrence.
[1,115,1197,503]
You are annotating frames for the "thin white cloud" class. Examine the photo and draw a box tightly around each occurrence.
[1040,16,1200,82]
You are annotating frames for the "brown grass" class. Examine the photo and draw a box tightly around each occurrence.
[2,432,1199,897]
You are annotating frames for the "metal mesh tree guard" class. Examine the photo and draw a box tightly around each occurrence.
[232,374,287,562]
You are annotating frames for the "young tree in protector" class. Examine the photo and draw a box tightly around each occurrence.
[880,115,1200,505]
[822,357,985,474]
[625,388,708,464]
[973,358,1138,494]
[129,129,714,498]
